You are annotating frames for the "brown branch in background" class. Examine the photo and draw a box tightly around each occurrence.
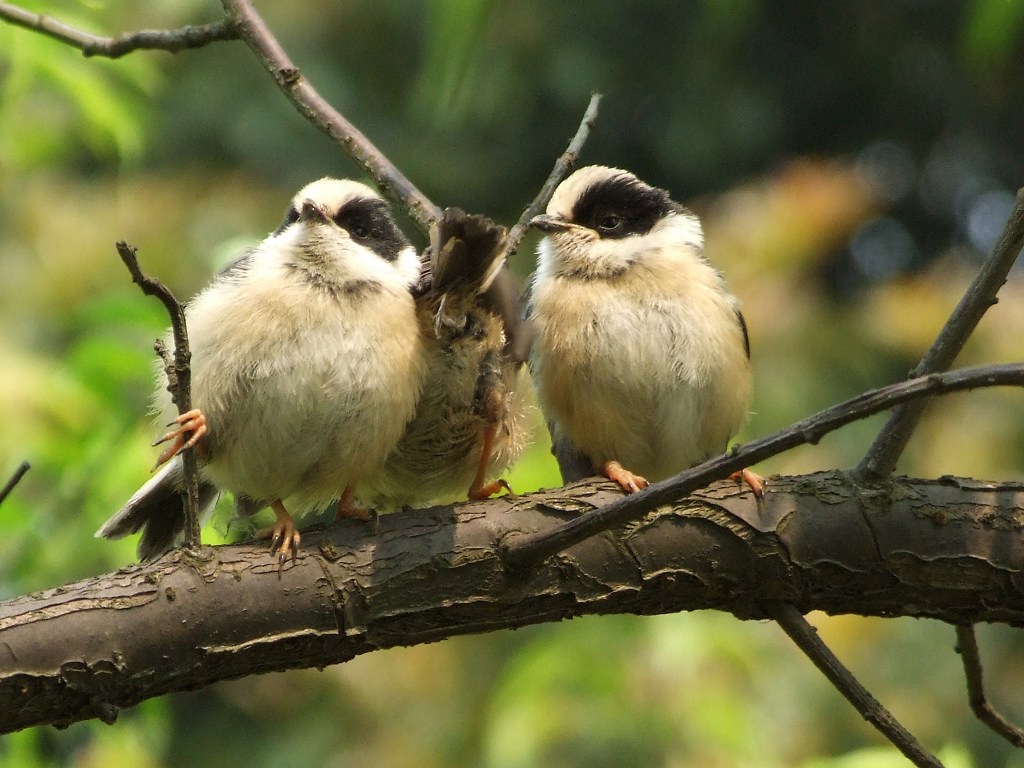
[116,241,201,550]
[504,92,603,259]
[770,604,943,767]
[854,188,1024,483]
[0,461,30,508]
[221,0,441,233]
[0,2,238,58]
[501,361,1024,569]
[955,625,1024,747]
[0,1,439,229]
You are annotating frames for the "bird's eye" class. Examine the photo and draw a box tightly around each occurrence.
[597,214,622,231]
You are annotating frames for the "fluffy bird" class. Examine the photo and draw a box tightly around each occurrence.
[528,165,763,495]
[97,178,425,563]
[358,208,531,509]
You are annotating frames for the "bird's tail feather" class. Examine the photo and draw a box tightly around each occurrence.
[95,458,218,560]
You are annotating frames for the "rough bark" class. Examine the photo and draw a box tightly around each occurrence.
[3,471,1024,734]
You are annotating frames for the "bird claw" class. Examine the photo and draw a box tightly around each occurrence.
[468,477,513,500]
[730,468,768,500]
[601,461,649,494]
[255,502,301,576]
[151,409,207,470]
[334,486,374,522]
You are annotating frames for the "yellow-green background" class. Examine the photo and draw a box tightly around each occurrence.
[3,1,1024,766]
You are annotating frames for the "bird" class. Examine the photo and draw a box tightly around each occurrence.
[96,177,426,564]
[357,207,531,510]
[527,165,764,496]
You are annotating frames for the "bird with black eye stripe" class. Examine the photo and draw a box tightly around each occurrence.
[528,165,765,497]
[97,177,426,567]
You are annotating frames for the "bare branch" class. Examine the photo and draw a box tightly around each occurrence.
[505,92,603,259]
[116,241,201,549]
[221,0,441,233]
[501,361,1024,568]
[0,2,237,58]
[771,605,943,767]
[855,188,1024,482]
[955,625,1024,747]
[0,461,30,508]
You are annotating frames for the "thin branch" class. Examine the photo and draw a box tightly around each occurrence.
[0,461,30,508]
[770,604,943,767]
[0,2,238,58]
[501,361,1024,569]
[955,625,1024,747]
[221,0,441,233]
[504,92,603,259]
[854,188,1024,483]
[116,241,201,550]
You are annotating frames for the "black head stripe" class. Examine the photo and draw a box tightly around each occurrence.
[572,173,683,239]
[273,205,300,236]
[333,197,410,261]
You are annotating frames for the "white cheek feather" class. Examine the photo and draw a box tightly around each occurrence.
[393,245,423,288]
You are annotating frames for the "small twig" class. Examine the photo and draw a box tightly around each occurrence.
[221,0,441,233]
[504,92,603,259]
[955,625,1024,747]
[501,361,1024,569]
[116,241,201,550]
[855,188,1024,483]
[0,461,30,508]
[0,2,238,58]
[770,604,943,767]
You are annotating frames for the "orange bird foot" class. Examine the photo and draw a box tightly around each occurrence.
[601,460,649,494]
[468,478,513,501]
[254,499,301,575]
[334,484,373,522]
[730,468,768,500]
[151,408,207,470]
[467,422,513,500]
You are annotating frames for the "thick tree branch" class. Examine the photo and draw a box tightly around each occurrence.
[955,625,1024,747]
[2,472,1024,734]
[502,361,1024,569]
[770,605,942,767]
[221,0,441,232]
[116,242,201,549]
[0,2,237,58]
[855,188,1024,482]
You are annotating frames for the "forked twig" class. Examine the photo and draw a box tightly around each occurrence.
[116,241,201,549]
[849,188,1024,746]
[855,188,1024,482]
[955,625,1024,747]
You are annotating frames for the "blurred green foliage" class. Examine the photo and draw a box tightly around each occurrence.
[2,1,1024,766]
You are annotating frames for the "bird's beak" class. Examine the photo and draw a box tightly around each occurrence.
[530,213,571,233]
[298,198,330,224]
